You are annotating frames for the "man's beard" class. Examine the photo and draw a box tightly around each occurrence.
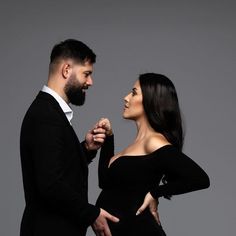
[64,74,86,106]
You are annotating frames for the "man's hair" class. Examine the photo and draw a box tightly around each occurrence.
[49,39,96,73]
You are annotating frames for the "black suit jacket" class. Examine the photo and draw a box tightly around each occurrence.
[20,91,100,236]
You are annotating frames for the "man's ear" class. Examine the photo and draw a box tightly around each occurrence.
[61,62,72,79]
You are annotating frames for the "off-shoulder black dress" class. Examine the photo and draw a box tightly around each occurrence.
[96,135,210,236]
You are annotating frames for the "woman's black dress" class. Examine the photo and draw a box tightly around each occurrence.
[96,135,210,236]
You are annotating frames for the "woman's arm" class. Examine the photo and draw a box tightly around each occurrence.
[150,146,210,199]
[137,146,210,217]
[98,134,115,188]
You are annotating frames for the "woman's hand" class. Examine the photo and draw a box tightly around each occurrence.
[136,192,161,225]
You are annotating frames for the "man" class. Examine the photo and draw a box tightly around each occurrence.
[20,39,119,236]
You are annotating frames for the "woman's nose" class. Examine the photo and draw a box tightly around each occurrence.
[124,94,129,102]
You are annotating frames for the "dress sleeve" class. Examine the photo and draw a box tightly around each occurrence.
[150,146,210,199]
[98,135,114,188]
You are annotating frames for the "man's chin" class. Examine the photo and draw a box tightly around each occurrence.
[70,101,85,106]
[70,98,86,106]
[67,92,86,106]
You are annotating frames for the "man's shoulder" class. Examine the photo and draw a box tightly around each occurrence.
[24,92,65,125]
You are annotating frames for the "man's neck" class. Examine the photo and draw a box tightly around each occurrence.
[47,81,69,104]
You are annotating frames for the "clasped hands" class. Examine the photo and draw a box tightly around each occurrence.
[86,118,160,236]
[84,118,113,151]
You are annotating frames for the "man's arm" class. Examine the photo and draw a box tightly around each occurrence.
[82,121,108,163]
[32,122,100,226]
[81,140,97,164]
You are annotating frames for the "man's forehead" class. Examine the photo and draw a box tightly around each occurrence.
[77,61,93,71]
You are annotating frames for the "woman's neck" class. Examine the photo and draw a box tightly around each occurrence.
[134,117,155,142]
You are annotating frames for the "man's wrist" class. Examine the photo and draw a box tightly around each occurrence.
[84,141,90,150]
[84,141,96,152]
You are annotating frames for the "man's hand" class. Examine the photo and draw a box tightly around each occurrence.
[92,208,119,236]
[85,125,106,151]
[85,118,113,151]
[136,192,161,225]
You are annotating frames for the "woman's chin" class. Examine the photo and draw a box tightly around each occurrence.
[122,113,128,119]
[122,113,132,120]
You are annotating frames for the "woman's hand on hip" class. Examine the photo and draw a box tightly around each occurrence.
[136,192,161,225]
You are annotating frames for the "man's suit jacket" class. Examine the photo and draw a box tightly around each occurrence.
[20,91,100,236]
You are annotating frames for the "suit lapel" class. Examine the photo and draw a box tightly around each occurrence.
[36,91,88,169]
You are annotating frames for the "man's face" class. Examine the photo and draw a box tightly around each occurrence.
[64,61,93,106]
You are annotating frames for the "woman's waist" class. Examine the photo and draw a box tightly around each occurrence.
[100,183,150,193]
[98,187,148,200]
[96,188,149,217]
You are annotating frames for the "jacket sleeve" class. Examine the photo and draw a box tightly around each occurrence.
[150,147,210,199]
[81,140,98,164]
[98,135,114,188]
[32,122,100,226]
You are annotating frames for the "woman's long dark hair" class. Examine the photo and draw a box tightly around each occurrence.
[139,73,184,199]
[139,73,184,150]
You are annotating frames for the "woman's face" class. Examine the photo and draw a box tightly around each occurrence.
[123,80,145,120]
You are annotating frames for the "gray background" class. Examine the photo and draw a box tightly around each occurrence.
[0,0,235,235]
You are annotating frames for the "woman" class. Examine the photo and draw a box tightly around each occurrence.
[95,73,210,236]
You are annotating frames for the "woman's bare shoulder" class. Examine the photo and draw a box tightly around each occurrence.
[144,133,171,154]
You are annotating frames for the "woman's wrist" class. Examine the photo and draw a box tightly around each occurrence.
[106,129,113,136]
